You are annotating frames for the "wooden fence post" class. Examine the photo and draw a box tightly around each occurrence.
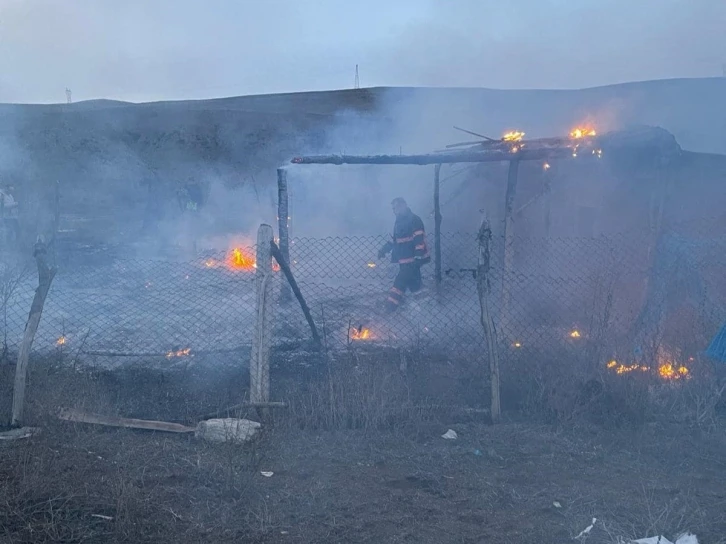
[277,168,291,303]
[477,218,501,422]
[11,237,57,426]
[500,159,520,336]
[433,163,442,288]
[250,224,274,405]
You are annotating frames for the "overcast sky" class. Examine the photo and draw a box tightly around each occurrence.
[0,0,723,104]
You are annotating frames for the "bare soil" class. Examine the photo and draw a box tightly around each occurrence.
[1,359,726,544]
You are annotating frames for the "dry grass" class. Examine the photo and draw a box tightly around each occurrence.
[1,350,725,543]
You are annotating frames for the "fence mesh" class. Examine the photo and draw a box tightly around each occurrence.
[1,223,724,396]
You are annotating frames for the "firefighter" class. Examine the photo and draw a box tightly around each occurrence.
[378,197,430,311]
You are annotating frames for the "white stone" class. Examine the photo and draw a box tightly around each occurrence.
[195,418,261,444]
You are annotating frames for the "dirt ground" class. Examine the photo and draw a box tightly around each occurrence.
[1,359,726,544]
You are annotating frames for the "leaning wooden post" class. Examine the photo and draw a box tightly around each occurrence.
[277,168,291,303]
[433,163,443,288]
[477,218,501,422]
[11,237,57,426]
[542,163,552,238]
[500,159,520,336]
[270,240,321,346]
[250,224,274,405]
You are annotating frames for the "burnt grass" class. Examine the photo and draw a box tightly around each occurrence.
[1,353,726,544]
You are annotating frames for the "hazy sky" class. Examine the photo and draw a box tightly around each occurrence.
[0,0,723,103]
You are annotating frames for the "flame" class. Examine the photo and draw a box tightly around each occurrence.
[513,341,522,348]
[570,127,597,139]
[658,363,690,380]
[569,329,581,339]
[228,247,256,270]
[502,131,525,142]
[543,162,551,170]
[56,336,66,346]
[166,347,191,358]
[350,327,373,341]
[606,357,689,380]
[367,262,377,268]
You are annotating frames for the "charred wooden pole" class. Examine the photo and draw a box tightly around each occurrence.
[290,147,572,166]
[433,163,443,287]
[500,159,520,337]
[477,218,501,422]
[11,237,57,426]
[277,168,291,302]
[270,240,321,346]
[631,156,671,357]
[543,165,552,238]
[250,224,274,405]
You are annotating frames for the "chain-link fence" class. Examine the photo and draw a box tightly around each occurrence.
[2,222,725,408]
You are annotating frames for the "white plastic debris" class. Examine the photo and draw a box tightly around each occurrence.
[575,518,597,539]
[260,471,274,478]
[632,534,698,544]
[553,501,562,508]
[194,418,261,444]
[675,534,698,544]
[441,429,458,440]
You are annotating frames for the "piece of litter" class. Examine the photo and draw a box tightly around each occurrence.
[632,537,674,544]
[553,501,562,508]
[260,471,274,478]
[91,514,113,521]
[575,518,597,539]
[281,531,289,535]
[441,429,458,440]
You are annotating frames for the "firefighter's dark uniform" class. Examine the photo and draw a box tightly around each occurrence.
[379,209,430,310]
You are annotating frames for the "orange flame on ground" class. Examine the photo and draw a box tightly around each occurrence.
[606,359,689,380]
[56,336,66,346]
[202,245,281,273]
[350,327,373,341]
[569,329,581,339]
[658,363,690,380]
[570,127,597,139]
[228,247,256,271]
[166,347,191,358]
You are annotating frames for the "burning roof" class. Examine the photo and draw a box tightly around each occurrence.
[290,126,682,166]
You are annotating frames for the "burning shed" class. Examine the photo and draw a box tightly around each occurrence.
[282,125,726,357]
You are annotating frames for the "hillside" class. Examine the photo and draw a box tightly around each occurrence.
[0,77,723,242]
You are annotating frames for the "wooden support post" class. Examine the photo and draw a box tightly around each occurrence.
[500,159,520,336]
[277,168,291,302]
[543,169,552,238]
[250,224,274,405]
[433,163,443,287]
[270,240,321,346]
[631,158,671,356]
[11,237,57,426]
[477,218,501,422]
